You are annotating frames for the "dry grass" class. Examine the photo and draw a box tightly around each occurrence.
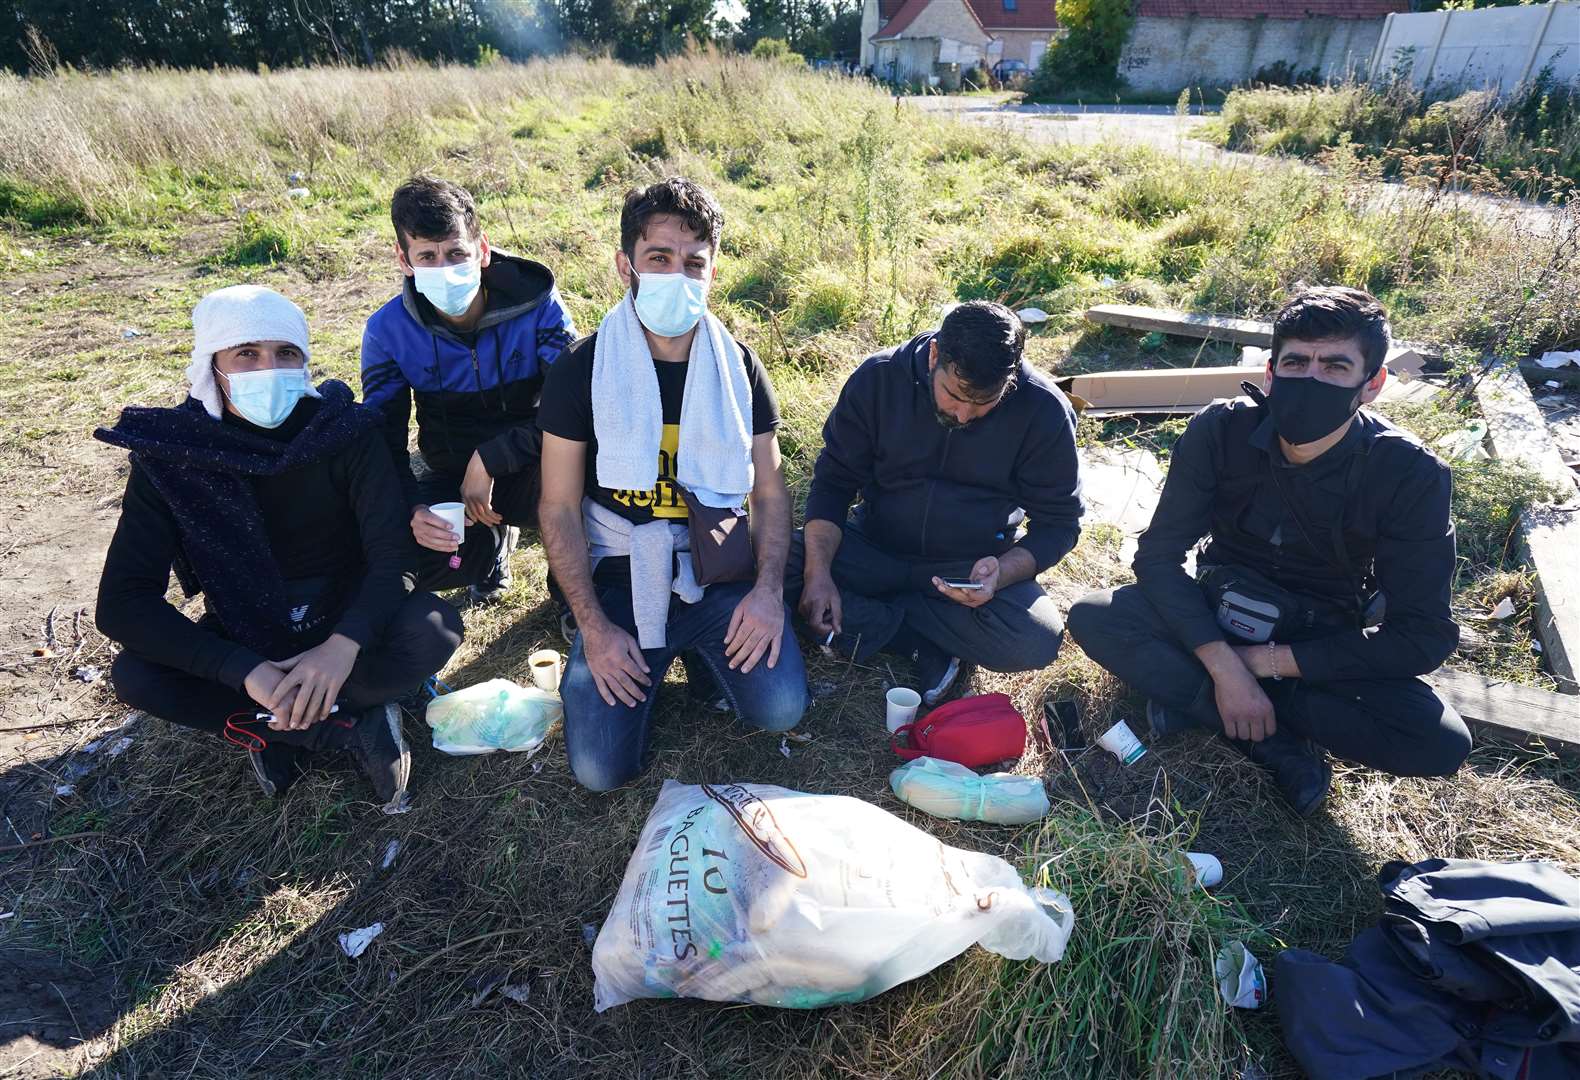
[0,53,1575,1080]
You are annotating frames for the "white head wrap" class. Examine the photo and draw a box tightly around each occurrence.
[186,284,318,419]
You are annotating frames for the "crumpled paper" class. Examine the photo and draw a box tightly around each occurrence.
[337,922,384,959]
[1216,940,1266,1009]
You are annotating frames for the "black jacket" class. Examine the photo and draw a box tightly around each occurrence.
[1278,858,1580,1080]
[804,332,1082,571]
[1134,395,1459,682]
[96,403,414,692]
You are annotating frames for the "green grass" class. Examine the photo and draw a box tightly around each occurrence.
[0,52,1575,1080]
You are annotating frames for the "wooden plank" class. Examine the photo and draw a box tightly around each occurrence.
[1426,668,1579,751]
[1473,367,1580,692]
[1086,304,1441,368]
[1086,304,1273,347]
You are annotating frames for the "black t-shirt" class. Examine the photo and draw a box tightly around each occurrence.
[537,331,781,526]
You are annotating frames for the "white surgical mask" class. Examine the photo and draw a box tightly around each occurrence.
[413,261,482,317]
[219,367,310,429]
[631,269,707,338]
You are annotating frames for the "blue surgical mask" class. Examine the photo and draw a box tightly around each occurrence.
[631,269,708,338]
[413,261,482,317]
[220,367,310,429]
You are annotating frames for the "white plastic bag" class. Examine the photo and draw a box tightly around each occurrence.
[423,678,561,756]
[890,757,1050,825]
[591,780,1074,1011]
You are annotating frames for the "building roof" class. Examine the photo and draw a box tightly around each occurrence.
[873,0,1057,40]
[1135,0,1407,16]
[965,0,1058,31]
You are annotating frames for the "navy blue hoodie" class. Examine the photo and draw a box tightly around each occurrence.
[805,331,1083,571]
[360,251,575,507]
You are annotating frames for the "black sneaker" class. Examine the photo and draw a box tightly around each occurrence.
[682,652,731,713]
[248,741,305,798]
[1146,699,1200,739]
[348,703,411,815]
[913,639,963,706]
[468,525,518,604]
[1239,730,1332,817]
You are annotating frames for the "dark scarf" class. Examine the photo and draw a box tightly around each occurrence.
[94,380,382,658]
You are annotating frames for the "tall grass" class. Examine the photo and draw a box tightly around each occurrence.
[1207,73,1580,197]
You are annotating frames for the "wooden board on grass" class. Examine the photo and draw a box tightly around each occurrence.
[1086,304,1273,347]
[1426,668,1579,752]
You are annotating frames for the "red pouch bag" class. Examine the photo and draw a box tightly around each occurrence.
[891,693,1027,767]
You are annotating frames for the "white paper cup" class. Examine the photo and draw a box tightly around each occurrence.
[529,649,563,693]
[429,501,466,542]
[1097,719,1147,765]
[885,687,921,733]
[1185,852,1224,889]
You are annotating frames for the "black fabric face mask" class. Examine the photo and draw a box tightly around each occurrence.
[1268,374,1365,445]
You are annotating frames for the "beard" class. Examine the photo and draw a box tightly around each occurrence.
[934,409,979,430]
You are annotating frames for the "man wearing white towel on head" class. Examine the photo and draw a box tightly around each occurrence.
[538,177,807,792]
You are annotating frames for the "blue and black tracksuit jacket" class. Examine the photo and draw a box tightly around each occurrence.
[359,251,576,508]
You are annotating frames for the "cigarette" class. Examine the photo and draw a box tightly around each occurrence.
[823,629,836,646]
[256,704,339,723]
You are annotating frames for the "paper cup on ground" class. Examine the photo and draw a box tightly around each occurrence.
[429,501,466,542]
[886,687,921,733]
[1097,719,1147,765]
[1185,852,1224,889]
[1215,940,1266,1009]
[529,649,563,693]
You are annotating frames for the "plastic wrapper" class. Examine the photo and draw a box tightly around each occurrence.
[423,678,560,756]
[592,780,1074,1011]
[889,757,1050,825]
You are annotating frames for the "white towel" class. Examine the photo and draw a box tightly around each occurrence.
[591,292,754,509]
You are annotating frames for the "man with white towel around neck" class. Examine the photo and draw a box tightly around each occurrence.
[537,177,806,792]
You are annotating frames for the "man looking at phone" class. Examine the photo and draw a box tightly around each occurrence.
[786,301,1082,703]
[1067,287,1471,816]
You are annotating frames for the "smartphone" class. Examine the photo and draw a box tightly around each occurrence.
[940,578,984,591]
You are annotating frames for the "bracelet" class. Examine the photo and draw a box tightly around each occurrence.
[1267,640,1282,681]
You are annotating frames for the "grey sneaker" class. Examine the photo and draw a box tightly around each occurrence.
[914,639,963,706]
[248,741,304,798]
[468,525,519,604]
[348,703,411,815]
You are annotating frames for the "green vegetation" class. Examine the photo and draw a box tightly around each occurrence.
[1,53,1576,1079]
[1026,0,1135,98]
[1205,73,1580,197]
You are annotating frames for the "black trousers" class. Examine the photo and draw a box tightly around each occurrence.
[783,519,1065,672]
[413,467,539,592]
[1066,584,1472,778]
[110,592,464,749]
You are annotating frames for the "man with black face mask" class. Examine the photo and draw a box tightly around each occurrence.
[1068,287,1471,815]
[784,301,1082,703]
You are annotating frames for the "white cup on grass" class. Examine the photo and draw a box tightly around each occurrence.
[1097,719,1147,765]
[886,687,921,733]
[529,649,563,693]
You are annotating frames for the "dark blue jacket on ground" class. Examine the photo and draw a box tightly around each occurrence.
[360,251,575,507]
[804,331,1082,572]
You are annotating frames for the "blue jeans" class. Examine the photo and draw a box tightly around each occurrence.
[561,580,808,791]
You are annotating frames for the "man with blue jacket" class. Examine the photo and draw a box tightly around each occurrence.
[786,301,1082,703]
[361,176,576,602]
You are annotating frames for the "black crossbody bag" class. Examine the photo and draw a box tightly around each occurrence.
[1200,386,1385,643]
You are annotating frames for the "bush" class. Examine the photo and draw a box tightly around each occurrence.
[1025,0,1134,97]
[749,37,802,65]
[220,211,292,266]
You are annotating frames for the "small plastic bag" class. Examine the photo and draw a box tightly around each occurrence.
[423,677,561,756]
[890,756,1050,825]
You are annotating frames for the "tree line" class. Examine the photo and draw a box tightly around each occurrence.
[1,0,861,74]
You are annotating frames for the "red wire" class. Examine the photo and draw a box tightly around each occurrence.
[222,708,352,752]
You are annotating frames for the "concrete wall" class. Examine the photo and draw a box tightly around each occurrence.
[1371,2,1578,93]
[1118,15,1384,94]
[901,0,991,55]
[874,38,940,81]
[992,29,1054,67]
[860,0,880,68]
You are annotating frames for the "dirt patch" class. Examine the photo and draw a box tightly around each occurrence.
[0,948,121,1079]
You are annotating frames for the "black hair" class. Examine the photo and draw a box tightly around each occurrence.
[390,175,480,253]
[1272,285,1390,378]
[620,176,724,257]
[935,300,1026,396]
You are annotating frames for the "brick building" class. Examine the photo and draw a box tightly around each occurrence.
[859,0,1059,82]
[1118,1,1411,94]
